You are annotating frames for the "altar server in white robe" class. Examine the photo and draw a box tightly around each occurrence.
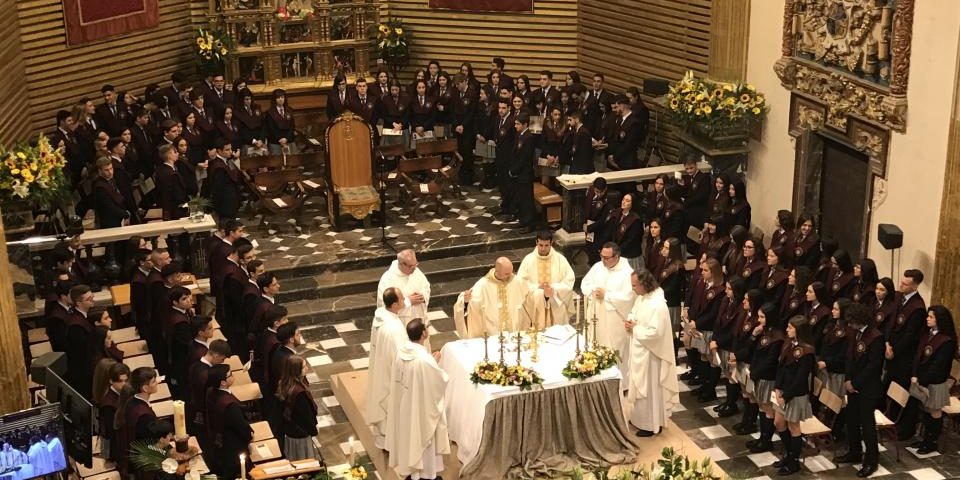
[377,249,431,324]
[516,230,576,328]
[454,257,535,338]
[366,287,409,450]
[580,242,637,383]
[386,319,450,480]
[44,435,64,472]
[625,269,680,436]
[26,437,51,476]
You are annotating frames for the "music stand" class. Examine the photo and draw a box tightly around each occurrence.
[643,78,669,166]
[361,151,397,253]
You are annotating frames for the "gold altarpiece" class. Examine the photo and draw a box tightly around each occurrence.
[208,0,380,92]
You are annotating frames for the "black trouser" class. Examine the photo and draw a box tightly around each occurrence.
[512,175,535,226]
[846,392,879,467]
[456,129,475,184]
[495,155,512,211]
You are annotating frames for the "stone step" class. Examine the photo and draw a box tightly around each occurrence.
[268,232,536,280]
[275,247,536,304]
[285,262,590,328]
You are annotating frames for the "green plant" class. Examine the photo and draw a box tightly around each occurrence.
[632,447,722,480]
[187,195,211,213]
[127,440,169,472]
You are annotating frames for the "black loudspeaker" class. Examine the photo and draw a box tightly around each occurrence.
[643,78,670,97]
[878,224,903,250]
[31,351,66,386]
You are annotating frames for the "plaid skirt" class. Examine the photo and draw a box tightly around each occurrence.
[736,362,753,394]
[718,350,734,379]
[694,330,714,356]
[817,370,846,398]
[754,379,776,406]
[924,381,951,410]
[775,395,814,423]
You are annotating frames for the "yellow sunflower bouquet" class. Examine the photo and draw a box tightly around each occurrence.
[194,28,230,68]
[370,18,409,76]
[0,134,68,206]
[666,70,767,136]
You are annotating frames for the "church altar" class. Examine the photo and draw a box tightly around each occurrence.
[440,330,640,479]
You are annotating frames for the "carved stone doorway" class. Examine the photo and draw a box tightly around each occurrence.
[794,129,873,260]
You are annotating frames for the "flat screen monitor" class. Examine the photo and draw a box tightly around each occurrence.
[0,403,68,480]
[41,369,93,468]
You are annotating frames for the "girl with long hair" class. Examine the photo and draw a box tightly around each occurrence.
[790,214,820,268]
[829,249,856,301]
[731,289,764,435]
[276,356,319,460]
[910,306,958,454]
[658,237,685,330]
[745,303,785,453]
[772,315,816,475]
[870,277,897,334]
[712,277,746,418]
[852,258,879,304]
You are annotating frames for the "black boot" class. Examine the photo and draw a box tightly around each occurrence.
[680,349,700,382]
[777,436,803,475]
[748,416,774,452]
[912,413,932,450]
[772,429,793,468]
[734,402,759,435]
[698,366,720,402]
[918,415,943,455]
[719,383,741,417]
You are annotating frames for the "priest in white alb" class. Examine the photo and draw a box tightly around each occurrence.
[580,242,637,383]
[516,230,576,328]
[386,318,450,480]
[625,269,680,437]
[366,287,408,450]
[377,249,431,324]
[454,257,535,338]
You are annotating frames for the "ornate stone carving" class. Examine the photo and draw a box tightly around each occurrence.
[854,129,884,158]
[776,0,914,133]
[797,104,824,130]
[872,177,888,210]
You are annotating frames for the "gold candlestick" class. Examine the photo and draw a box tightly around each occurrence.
[498,330,506,366]
[575,316,581,355]
[516,331,523,365]
[482,330,489,362]
[529,325,540,363]
[591,312,600,350]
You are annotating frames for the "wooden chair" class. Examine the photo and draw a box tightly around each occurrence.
[247,169,306,231]
[324,112,379,229]
[801,388,843,462]
[416,138,463,198]
[415,137,458,157]
[877,381,909,461]
[397,155,445,219]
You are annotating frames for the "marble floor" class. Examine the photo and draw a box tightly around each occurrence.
[293,310,960,480]
[242,186,536,273]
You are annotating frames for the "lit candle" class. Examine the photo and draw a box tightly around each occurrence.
[239,453,246,480]
[172,400,187,439]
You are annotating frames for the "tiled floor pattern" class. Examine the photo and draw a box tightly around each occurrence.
[241,187,526,272]
[294,308,960,479]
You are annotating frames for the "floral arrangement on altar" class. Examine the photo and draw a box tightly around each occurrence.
[470,361,543,391]
[564,447,723,480]
[194,28,230,69]
[666,70,767,135]
[276,4,314,21]
[0,134,68,206]
[347,464,367,480]
[370,18,409,77]
[562,346,619,380]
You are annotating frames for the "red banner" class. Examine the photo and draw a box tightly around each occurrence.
[428,0,533,13]
[62,0,159,46]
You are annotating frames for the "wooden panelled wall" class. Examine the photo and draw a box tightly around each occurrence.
[579,0,713,161]
[0,0,33,146]
[15,0,208,134]
[383,0,579,82]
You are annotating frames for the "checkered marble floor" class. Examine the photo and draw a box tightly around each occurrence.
[295,308,461,478]
[293,314,960,479]
[242,188,526,272]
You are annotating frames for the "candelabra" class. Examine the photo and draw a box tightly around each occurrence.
[591,308,600,350]
[482,330,489,362]
[498,329,506,366]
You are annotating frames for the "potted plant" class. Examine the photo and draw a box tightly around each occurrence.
[186,195,211,222]
[194,27,232,76]
[370,18,410,79]
[666,71,768,148]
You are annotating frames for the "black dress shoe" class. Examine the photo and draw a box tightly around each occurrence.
[833,452,863,464]
[734,422,758,435]
[856,464,878,478]
[697,391,718,402]
[687,377,704,386]
[917,443,938,455]
[713,403,725,412]
[636,429,655,437]
[748,440,773,453]
[745,438,761,449]
[718,404,739,418]
[908,439,924,448]
[679,371,696,381]
[776,460,800,476]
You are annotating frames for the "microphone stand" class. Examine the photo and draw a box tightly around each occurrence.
[362,152,396,253]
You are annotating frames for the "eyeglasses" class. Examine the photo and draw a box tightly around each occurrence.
[600,254,618,260]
